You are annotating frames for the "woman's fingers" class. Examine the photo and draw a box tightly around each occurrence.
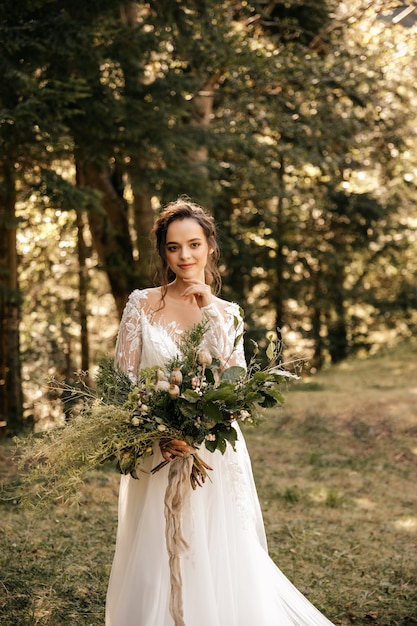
[181,280,213,307]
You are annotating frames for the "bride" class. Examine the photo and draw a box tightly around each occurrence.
[105,198,334,626]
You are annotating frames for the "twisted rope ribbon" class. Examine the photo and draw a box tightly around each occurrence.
[164,455,194,626]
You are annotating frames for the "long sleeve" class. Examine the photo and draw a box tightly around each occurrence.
[114,290,143,382]
[200,301,246,369]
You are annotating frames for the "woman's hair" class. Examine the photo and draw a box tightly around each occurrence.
[152,198,222,296]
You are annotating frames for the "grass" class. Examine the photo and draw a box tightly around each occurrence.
[1,339,417,625]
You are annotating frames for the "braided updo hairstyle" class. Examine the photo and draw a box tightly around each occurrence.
[152,198,222,297]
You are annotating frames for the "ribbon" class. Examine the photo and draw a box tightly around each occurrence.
[164,455,193,626]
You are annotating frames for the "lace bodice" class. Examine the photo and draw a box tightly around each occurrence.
[115,288,246,381]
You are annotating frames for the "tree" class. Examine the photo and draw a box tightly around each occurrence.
[3,0,417,432]
[0,158,23,432]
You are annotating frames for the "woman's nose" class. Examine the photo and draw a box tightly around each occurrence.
[180,247,191,259]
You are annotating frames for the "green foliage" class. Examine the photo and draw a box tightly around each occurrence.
[15,323,292,501]
[2,0,417,434]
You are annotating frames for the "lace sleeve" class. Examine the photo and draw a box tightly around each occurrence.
[200,301,246,369]
[114,290,144,383]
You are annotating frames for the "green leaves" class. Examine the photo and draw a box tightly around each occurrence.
[17,312,294,501]
[181,389,200,403]
[220,366,246,383]
[204,425,238,454]
[202,401,223,423]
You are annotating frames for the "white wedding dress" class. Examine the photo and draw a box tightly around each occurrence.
[106,289,334,626]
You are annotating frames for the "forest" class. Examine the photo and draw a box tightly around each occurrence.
[1,0,417,434]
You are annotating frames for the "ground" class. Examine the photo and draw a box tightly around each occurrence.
[1,339,416,625]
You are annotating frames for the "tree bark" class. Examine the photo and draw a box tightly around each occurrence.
[189,77,220,177]
[273,157,286,339]
[77,211,90,380]
[0,158,23,434]
[76,161,141,318]
[326,267,348,364]
[131,187,155,285]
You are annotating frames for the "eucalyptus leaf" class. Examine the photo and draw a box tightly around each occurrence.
[234,333,243,348]
[221,366,246,383]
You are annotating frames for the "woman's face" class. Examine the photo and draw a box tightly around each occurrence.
[165,218,212,283]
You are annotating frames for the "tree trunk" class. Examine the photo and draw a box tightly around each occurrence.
[188,78,219,177]
[0,158,23,434]
[76,161,140,318]
[273,158,286,340]
[326,266,348,364]
[131,188,155,285]
[77,211,90,380]
[310,270,325,371]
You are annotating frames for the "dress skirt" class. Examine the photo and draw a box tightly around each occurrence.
[105,425,334,626]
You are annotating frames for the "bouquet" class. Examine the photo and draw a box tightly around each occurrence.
[16,321,297,505]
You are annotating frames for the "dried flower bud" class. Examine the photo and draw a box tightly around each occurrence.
[170,367,183,386]
[155,380,170,392]
[156,368,167,381]
[168,383,180,399]
[140,404,149,413]
[191,376,200,389]
[197,349,212,367]
[131,416,141,426]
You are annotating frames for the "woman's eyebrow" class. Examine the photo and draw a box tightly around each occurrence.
[166,237,202,245]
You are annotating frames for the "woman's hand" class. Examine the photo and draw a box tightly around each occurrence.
[159,438,193,462]
[181,279,213,308]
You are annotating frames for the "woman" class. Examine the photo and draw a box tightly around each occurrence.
[106,199,334,626]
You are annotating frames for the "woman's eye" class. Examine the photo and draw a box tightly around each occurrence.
[168,246,178,252]
[191,243,200,248]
